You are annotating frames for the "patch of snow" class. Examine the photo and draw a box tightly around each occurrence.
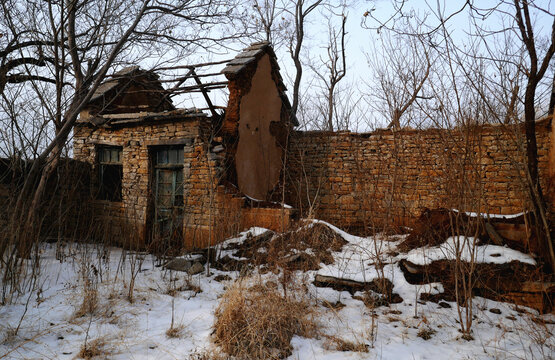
[400,236,536,266]
[219,226,269,246]
[1,222,552,360]
[244,195,293,209]
[452,208,525,219]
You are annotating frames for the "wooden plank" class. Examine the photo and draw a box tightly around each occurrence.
[485,222,504,246]
[155,68,194,109]
[173,81,228,92]
[154,59,233,71]
[313,274,368,292]
[520,282,555,293]
[191,69,218,117]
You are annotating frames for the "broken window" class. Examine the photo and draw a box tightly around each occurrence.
[153,147,184,208]
[97,146,123,201]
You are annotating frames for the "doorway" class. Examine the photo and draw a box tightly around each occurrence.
[151,146,184,251]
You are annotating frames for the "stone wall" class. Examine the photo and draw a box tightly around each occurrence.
[74,117,293,249]
[73,110,552,245]
[286,118,553,232]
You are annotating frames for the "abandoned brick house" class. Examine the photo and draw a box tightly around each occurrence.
[74,41,555,250]
[74,42,296,249]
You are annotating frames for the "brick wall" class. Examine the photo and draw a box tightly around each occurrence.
[74,117,293,249]
[286,118,552,232]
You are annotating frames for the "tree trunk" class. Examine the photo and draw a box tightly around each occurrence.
[549,75,554,115]
[524,82,555,274]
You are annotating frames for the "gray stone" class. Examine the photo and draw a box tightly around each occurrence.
[187,261,204,275]
[164,258,192,272]
[221,64,247,75]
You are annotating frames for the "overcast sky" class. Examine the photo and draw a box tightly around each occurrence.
[133,1,555,131]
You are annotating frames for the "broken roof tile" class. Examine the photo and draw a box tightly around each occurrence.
[113,65,140,76]
[221,64,247,75]
[91,81,119,101]
[236,49,265,58]
[221,42,272,76]
[227,56,257,66]
[90,66,144,101]
[82,108,207,127]
[247,41,270,50]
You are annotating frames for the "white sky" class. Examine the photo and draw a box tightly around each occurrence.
[162,0,553,131]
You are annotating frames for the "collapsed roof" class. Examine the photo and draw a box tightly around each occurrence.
[79,42,298,128]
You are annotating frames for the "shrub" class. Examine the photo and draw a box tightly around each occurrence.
[213,281,317,359]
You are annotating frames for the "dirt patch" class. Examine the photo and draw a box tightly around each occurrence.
[212,223,348,273]
[401,259,554,313]
[398,208,486,252]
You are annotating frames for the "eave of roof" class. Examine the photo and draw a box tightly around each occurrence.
[90,66,142,102]
[221,42,269,75]
[77,108,207,128]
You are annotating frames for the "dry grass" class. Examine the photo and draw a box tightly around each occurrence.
[213,280,318,359]
[188,350,229,360]
[73,278,98,319]
[166,278,202,297]
[417,327,436,340]
[321,300,346,310]
[323,335,369,352]
[1,326,18,344]
[166,324,185,338]
[77,338,106,359]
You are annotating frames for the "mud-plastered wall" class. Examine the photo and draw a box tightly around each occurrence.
[235,54,284,200]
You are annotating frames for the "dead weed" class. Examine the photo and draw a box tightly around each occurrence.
[166,324,185,338]
[76,338,106,359]
[324,335,369,352]
[213,280,318,359]
[73,280,98,319]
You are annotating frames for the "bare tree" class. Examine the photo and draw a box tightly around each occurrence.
[246,0,361,129]
[510,1,555,272]
[310,14,347,131]
[252,0,281,43]
[549,74,555,115]
[286,0,324,116]
[364,0,555,272]
[0,0,240,273]
[365,26,432,130]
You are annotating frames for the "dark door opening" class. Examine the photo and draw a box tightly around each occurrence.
[151,146,184,252]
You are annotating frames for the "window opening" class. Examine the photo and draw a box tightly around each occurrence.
[98,145,123,201]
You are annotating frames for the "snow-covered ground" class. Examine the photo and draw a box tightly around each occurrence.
[1,223,554,359]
